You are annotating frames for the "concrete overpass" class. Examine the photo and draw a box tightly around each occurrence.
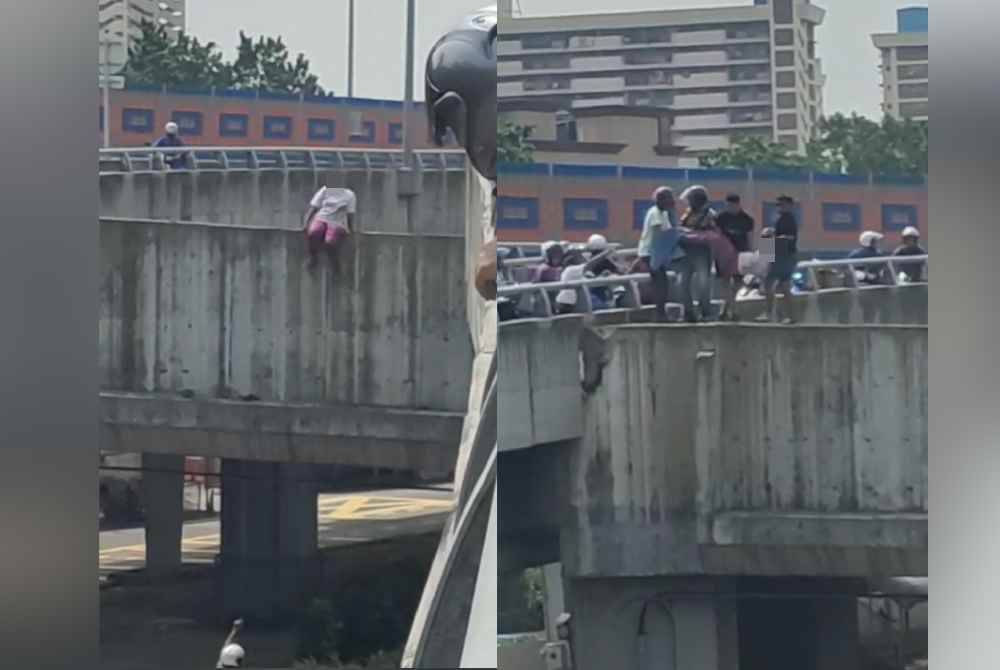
[498,295,927,669]
[98,148,491,621]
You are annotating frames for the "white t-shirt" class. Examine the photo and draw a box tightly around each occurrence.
[310,187,357,228]
[556,264,586,306]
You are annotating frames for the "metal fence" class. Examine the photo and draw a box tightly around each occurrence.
[98,146,467,173]
[498,255,928,320]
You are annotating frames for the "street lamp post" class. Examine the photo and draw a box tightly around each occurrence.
[102,35,112,148]
[347,0,355,98]
[401,0,416,169]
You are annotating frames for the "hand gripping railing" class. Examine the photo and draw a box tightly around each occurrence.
[98,146,467,173]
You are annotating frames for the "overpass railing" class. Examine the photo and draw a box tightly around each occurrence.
[498,255,928,320]
[98,146,467,173]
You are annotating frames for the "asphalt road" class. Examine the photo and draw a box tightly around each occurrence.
[100,487,453,574]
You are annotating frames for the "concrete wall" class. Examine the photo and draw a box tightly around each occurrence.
[100,168,468,234]
[100,217,471,412]
[563,324,927,579]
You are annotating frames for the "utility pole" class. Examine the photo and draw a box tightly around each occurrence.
[347,0,355,97]
[401,0,416,169]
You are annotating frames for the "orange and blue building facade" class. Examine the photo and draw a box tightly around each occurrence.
[98,84,439,149]
[497,163,928,257]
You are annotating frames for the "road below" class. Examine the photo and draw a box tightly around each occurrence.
[100,488,453,574]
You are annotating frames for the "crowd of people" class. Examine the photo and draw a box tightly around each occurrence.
[498,184,927,324]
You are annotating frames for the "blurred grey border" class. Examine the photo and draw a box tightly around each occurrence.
[929,0,1000,667]
[0,1,98,667]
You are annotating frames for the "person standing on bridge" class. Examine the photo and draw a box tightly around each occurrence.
[154,121,189,169]
[303,186,357,268]
[893,226,926,283]
[758,194,799,324]
[638,186,684,321]
[716,193,755,320]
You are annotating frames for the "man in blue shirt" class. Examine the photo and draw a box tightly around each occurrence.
[154,121,188,169]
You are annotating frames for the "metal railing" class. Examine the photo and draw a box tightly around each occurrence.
[98,146,467,173]
[498,255,928,320]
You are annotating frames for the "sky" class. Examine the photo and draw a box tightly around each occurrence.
[187,0,483,101]
[187,1,924,117]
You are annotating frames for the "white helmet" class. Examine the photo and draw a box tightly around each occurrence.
[901,226,920,239]
[165,121,179,135]
[859,231,884,247]
[586,234,609,252]
[217,643,245,668]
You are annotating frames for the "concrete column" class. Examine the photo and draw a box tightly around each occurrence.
[567,579,739,670]
[220,459,319,622]
[142,453,185,576]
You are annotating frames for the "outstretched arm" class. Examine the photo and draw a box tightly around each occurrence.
[222,618,243,648]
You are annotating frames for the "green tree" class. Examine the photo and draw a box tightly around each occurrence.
[498,121,535,164]
[231,32,325,96]
[122,21,325,95]
[121,21,233,89]
[700,135,810,172]
[700,113,928,177]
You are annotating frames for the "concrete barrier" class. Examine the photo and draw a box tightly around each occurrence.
[563,324,928,579]
[100,218,472,412]
[100,168,468,235]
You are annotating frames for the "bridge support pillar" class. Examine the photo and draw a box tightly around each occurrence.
[219,459,319,622]
[142,453,185,576]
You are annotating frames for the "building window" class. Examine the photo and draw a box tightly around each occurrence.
[307,118,335,142]
[900,101,928,118]
[521,34,568,50]
[775,71,796,88]
[727,44,769,60]
[731,109,772,124]
[622,27,671,45]
[388,122,403,145]
[899,83,929,100]
[350,120,376,143]
[898,63,929,80]
[729,88,770,103]
[776,92,796,109]
[775,50,794,67]
[773,0,794,24]
[729,65,769,81]
[633,200,653,231]
[624,51,672,66]
[774,28,794,46]
[523,54,572,70]
[896,46,928,62]
[777,113,798,130]
[778,135,798,150]
[263,115,293,140]
[822,203,862,232]
[122,108,154,133]
[219,113,249,138]
[171,111,203,137]
[497,197,540,230]
[564,199,608,231]
[882,205,918,233]
[625,71,672,86]
[523,76,572,91]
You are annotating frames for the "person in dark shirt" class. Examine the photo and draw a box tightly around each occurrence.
[153,122,188,169]
[758,194,799,324]
[849,231,886,284]
[892,226,927,283]
[716,193,754,320]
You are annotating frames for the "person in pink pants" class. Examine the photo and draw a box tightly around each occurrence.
[303,186,357,267]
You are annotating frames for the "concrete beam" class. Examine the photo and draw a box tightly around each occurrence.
[100,392,462,471]
[712,511,928,548]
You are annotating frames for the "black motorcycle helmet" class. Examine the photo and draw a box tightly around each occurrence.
[425,5,497,180]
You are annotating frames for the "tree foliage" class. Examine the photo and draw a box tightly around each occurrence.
[700,113,928,177]
[498,121,535,164]
[121,21,326,95]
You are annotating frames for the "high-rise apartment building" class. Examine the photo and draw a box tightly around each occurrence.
[99,0,187,75]
[498,0,827,160]
[872,7,928,122]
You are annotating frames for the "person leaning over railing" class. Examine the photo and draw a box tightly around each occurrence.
[554,244,618,314]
